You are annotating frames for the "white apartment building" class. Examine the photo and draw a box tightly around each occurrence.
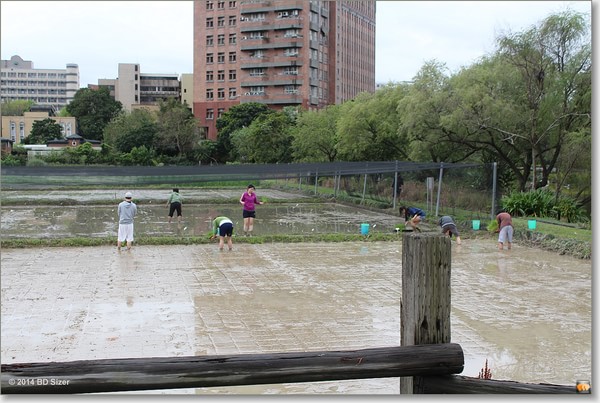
[0,55,80,113]
[97,63,181,112]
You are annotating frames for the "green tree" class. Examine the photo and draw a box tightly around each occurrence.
[24,118,62,144]
[56,107,71,117]
[336,85,409,161]
[441,10,590,192]
[215,102,271,162]
[496,10,591,190]
[103,108,158,153]
[194,140,219,165]
[66,87,122,141]
[129,145,156,166]
[397,61,472,163]
[292,105,340,162]
[155,98,200,159]
[230,111,294,163]
[0,100,34,116]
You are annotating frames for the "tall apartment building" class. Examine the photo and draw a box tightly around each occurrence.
[193,0,376,140]
[0,55,80,113]
[97,63,181,112]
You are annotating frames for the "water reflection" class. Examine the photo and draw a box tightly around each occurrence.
[1,203,399,239]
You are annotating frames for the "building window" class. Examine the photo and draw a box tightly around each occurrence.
[217,88,225,99]
[228,70,236,80]
[217,108,225,118]
[250,68,265,77]
[217,16,225,27]
[206,35,214,46]
[278,10,299,19]
[247,86,265,95]
[206,0,213,10]
[229,88,237,98]
[229,33,236,44]
[229,52,237,63]
[284,85,299,94]
[66,122,72,136]
[206,53,214,64]
[19,122,25,141]
[206,71,214,81]
[283,67,298,75]
[206,109,214,120]
[228,16,236,26]
[217,34,225,45]
[217,70,225,81]
[60,123,66,135]
[206,89,214,100]
[251,50,264,59]
[10,122,16,141]
[206,17,214,28]
[250,31,265,39]
[284,48,299,57]
[284,29,300,38]
[217,53,225,63]
[248,12,265,21]
[229,0,236,8]
[217,1,224,9]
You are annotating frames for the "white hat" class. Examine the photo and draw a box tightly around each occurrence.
[125,192,133,199]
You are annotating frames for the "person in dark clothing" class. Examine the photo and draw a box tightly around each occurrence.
[399,206,425,232]
[438,215,462,244]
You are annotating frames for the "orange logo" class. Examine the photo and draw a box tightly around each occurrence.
[576,381,591,393]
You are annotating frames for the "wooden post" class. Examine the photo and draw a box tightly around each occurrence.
[400,232,453,394]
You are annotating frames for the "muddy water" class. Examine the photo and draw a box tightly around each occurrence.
[0,189,591,393]
[0,241,591,394]
[0,204,401,238]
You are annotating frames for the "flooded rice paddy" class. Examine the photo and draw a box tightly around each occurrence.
[0,188,592,394]
[0,203,400,239]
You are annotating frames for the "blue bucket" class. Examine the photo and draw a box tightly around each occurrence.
[528,220,537,230]
[472,220,481,230]
[360,223,370,235]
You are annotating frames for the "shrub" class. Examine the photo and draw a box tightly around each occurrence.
[0,154,26,166]
[501,188,588,223]
[501,189,555,217]
[553,196,588,223]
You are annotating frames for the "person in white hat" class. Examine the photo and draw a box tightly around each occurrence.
[117,192,138,251]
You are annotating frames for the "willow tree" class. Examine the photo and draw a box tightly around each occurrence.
[291,105,340,162]
[442,10,591,192]
[230,110,294,163]
[396,60,475,163]
[336,84,410,161]
[492,10,591,190]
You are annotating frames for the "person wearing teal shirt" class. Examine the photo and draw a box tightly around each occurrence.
[211,216,234,251]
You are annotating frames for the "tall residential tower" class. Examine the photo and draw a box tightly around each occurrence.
[193,0,375,140]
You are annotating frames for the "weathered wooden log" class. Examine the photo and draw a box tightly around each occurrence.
[1,343,464,394]
[421,375,577,394]
[401,232,452,394]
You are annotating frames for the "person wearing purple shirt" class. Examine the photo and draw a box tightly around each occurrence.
[240,184,264,236]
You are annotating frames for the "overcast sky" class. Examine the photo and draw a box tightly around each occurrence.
[0,1,593,87]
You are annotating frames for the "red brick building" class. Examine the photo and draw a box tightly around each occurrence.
[193,0,376,140]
